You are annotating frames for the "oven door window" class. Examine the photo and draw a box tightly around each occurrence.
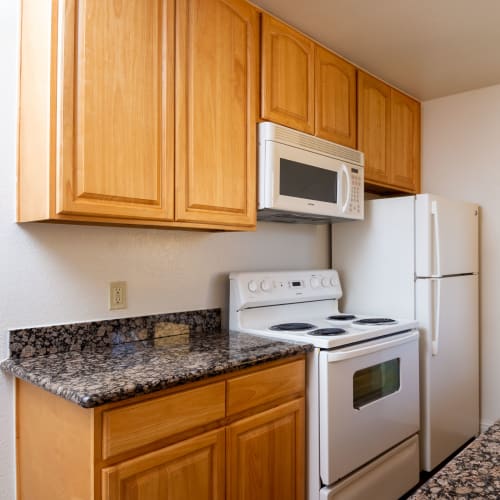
[353,358,400,409]
[280,158,337,203]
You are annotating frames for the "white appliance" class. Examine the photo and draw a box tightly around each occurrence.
[229,270,420,500]
[333,193,480,472]
[258,122,364,223]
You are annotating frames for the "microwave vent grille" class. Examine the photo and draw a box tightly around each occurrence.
[269,124,364,166]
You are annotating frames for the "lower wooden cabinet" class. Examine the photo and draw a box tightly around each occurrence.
[16,356,305,500]
[102,429,225,500]
[227,399,305,500]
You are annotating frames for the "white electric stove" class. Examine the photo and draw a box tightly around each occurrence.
[229,269,421,500]
[229,269,417,348]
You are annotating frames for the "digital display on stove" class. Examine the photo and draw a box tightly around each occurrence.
[290,281,303,287]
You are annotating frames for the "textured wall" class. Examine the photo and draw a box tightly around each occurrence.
[0,2,329,497]
[422,85,500,429]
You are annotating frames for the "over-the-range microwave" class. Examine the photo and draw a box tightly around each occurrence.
[258,122,364,223]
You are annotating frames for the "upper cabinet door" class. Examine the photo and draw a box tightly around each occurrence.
[57,0,174,220]
[390,89,421,192]
[261,14,315,134]
[175,0,258,227]
[357,71,391,185]
[315,46,357,148]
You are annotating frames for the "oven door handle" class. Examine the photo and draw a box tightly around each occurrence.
[325,330,418,362]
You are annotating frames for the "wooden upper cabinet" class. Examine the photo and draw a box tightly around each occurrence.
[315,46,357,148]
[57,0,174,220]
[175,0,258,227]
[19,0,257,230]
[358,70,421,193]
[357,71,392,186]
[390,89,421,192]
[261,14,315,134]
[102,429,225,500]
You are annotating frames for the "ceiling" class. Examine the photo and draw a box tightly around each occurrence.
[252,0,500,101]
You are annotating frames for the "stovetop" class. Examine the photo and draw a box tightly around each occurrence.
[229,269,418,349]
[241,314,417,349]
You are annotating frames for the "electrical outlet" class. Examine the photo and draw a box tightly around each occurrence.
[109,281,127,310]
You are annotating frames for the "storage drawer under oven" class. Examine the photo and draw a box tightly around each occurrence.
[319,330,419,485]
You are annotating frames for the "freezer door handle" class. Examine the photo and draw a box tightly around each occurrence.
[432,278,441,356]
[431,201,441,277]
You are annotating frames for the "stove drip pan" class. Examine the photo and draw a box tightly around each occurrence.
[307,328,347,336]
[353,318,397,325]
[269,322,316,331]
[327,314,357,321]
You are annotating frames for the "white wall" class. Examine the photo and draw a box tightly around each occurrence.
[0,2,329,498]
[422,84,500,429]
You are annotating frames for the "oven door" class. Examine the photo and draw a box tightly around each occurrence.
[319,330,419,485]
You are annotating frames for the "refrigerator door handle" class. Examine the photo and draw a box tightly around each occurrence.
[431,201,441,277]
[432,278,441,356]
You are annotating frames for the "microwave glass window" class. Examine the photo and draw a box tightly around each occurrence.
[280,159,337,203]
[353,358,400,409]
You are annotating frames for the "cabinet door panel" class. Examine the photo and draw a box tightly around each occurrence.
[58,0,174,220]
[261,14,315,134]
[357,71,391,185]
[102,429,225,500]
[175,0,258,226]
[390,89,420,192]
[227,399,305,500]
[315,46,357,148]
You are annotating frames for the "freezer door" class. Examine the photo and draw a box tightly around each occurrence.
[415,194,479,277]
[416,274,479,471]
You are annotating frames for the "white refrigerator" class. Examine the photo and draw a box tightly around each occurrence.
[333,193,479,472]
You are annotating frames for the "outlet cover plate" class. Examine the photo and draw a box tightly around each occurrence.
[109,281,127,310]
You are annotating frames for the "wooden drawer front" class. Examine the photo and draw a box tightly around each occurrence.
[102,382,225,460]
[227,360,305,416]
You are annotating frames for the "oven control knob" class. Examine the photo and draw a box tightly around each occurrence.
[330,277,337,287]
[248,280,258,293]
[321,277,330,288]
[310,277,321,289]
[260,279,272,292]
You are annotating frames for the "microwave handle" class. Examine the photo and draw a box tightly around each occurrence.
[341,164,351,212]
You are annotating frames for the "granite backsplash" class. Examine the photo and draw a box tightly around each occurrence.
[8,308,221,359]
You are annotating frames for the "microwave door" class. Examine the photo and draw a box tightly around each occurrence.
[267,142,341,216]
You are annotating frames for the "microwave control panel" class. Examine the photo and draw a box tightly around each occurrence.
[346,166,363,218]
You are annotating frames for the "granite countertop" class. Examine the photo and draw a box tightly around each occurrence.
[1,329,312,408]
[409,421,500,499]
